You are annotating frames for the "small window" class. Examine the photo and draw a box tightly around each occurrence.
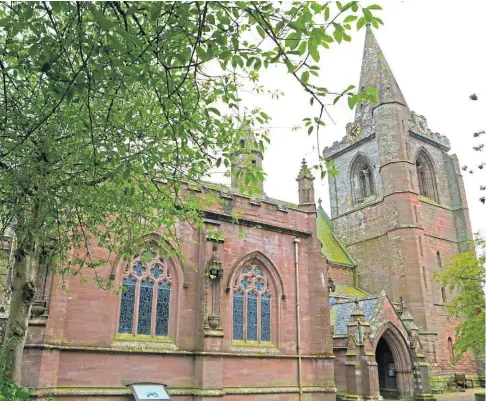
[441,287,447,303]
[436,251,442,268]
[118,251,172,336]
[448,337,454,365]
[233,265,271,343]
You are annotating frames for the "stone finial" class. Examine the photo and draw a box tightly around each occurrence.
[296,159,315,206]
[350,299,365,318]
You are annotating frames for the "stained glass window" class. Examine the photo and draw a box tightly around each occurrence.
[118,277,136,334]
[261,294,271,342]
[232,264,271,343]
[233,291,244,340]
[118,251,172,337]
[247,292,258,341]
[137,280,153,335]
[156,281,171,336]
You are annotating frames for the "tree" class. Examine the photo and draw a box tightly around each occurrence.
[0,1,382,384]
[435,235,485,361]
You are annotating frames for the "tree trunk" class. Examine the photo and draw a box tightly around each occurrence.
[2,242,39,385]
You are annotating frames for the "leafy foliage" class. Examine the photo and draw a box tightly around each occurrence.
[0,0,383,280]
[434,235,486,360]
[0,1,382,382]
[0,343,31,401]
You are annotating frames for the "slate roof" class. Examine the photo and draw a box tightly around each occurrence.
[316,206,356,267]
[330,297,380,335]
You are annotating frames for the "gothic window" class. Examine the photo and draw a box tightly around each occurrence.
[416,150,439,202]
[232,265,271,343]
[350,154,374,204]
[118,250,172,336]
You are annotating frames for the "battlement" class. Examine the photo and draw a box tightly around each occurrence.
[408,117,451,151]
[323,130,374,161]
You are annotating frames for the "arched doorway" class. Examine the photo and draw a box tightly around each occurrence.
[374,324,414,399]
[376,337,398,398]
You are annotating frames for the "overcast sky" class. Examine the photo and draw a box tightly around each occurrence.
[209,0,485,237]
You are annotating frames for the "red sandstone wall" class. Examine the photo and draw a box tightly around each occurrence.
[328,266,355,287]
[22,192,335,401]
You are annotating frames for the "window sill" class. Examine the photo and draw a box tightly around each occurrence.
[114,334,178,351]
[231,341,279,354]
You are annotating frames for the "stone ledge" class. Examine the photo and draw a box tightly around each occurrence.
[25,343,335,359]
[33,385,337,397]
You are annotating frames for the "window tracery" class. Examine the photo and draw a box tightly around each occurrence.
[232,265,271,342]
[118,250,172,336]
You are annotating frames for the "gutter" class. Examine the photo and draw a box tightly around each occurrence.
[293,238,303,401]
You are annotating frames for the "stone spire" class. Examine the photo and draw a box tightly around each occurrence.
[355,25,409,123]
[296,159,315,206]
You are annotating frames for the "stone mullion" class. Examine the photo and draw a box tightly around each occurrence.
[151,278,158,336]
[132,279,141,335]
[243,292,248,342]
[257,293,261,342]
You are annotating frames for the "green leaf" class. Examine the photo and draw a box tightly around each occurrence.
[301,71,309,84]
[348,96,357,109]
[333,28,343,44]
[297,41,307,56]
[150,3,163,21]
[88,3,113,30]
[356,17,367,30]
[207,107,221,116]
[367,4,383,10]
[352,2,359,12]
[308,38,320,62]
[363,8,373,22]
[324,6,330,21]
[285,31,301,50]
[66,87,75,102]
[256,25,266,38]
[343,15,358,23]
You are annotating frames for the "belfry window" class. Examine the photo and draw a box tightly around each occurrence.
[118,251,171,336]
[350,155,374,204]
[233,265,271,343]
[416,150,438,202]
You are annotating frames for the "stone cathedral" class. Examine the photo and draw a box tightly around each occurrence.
[0,26,482,401]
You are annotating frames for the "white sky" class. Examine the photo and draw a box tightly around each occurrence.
[209,0,486,237]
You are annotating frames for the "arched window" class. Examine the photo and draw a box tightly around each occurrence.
[118,250,172,336]
[416,150,438,202]
[233,265,271,343]
[448,337,454,365]
[436,251,442,268]
[350,154,374,204]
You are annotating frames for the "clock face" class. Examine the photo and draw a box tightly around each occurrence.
[346,122,361,141]
[415,115,427,134]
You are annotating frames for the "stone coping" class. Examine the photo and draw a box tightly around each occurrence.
[33,385,337,397]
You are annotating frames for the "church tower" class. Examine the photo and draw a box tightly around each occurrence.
[323,26,474,373]
[230,128,264,195]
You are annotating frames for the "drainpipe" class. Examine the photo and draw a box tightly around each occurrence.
[293,238,303,401]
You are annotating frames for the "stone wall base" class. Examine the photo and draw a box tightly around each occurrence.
[33,386,337,401]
